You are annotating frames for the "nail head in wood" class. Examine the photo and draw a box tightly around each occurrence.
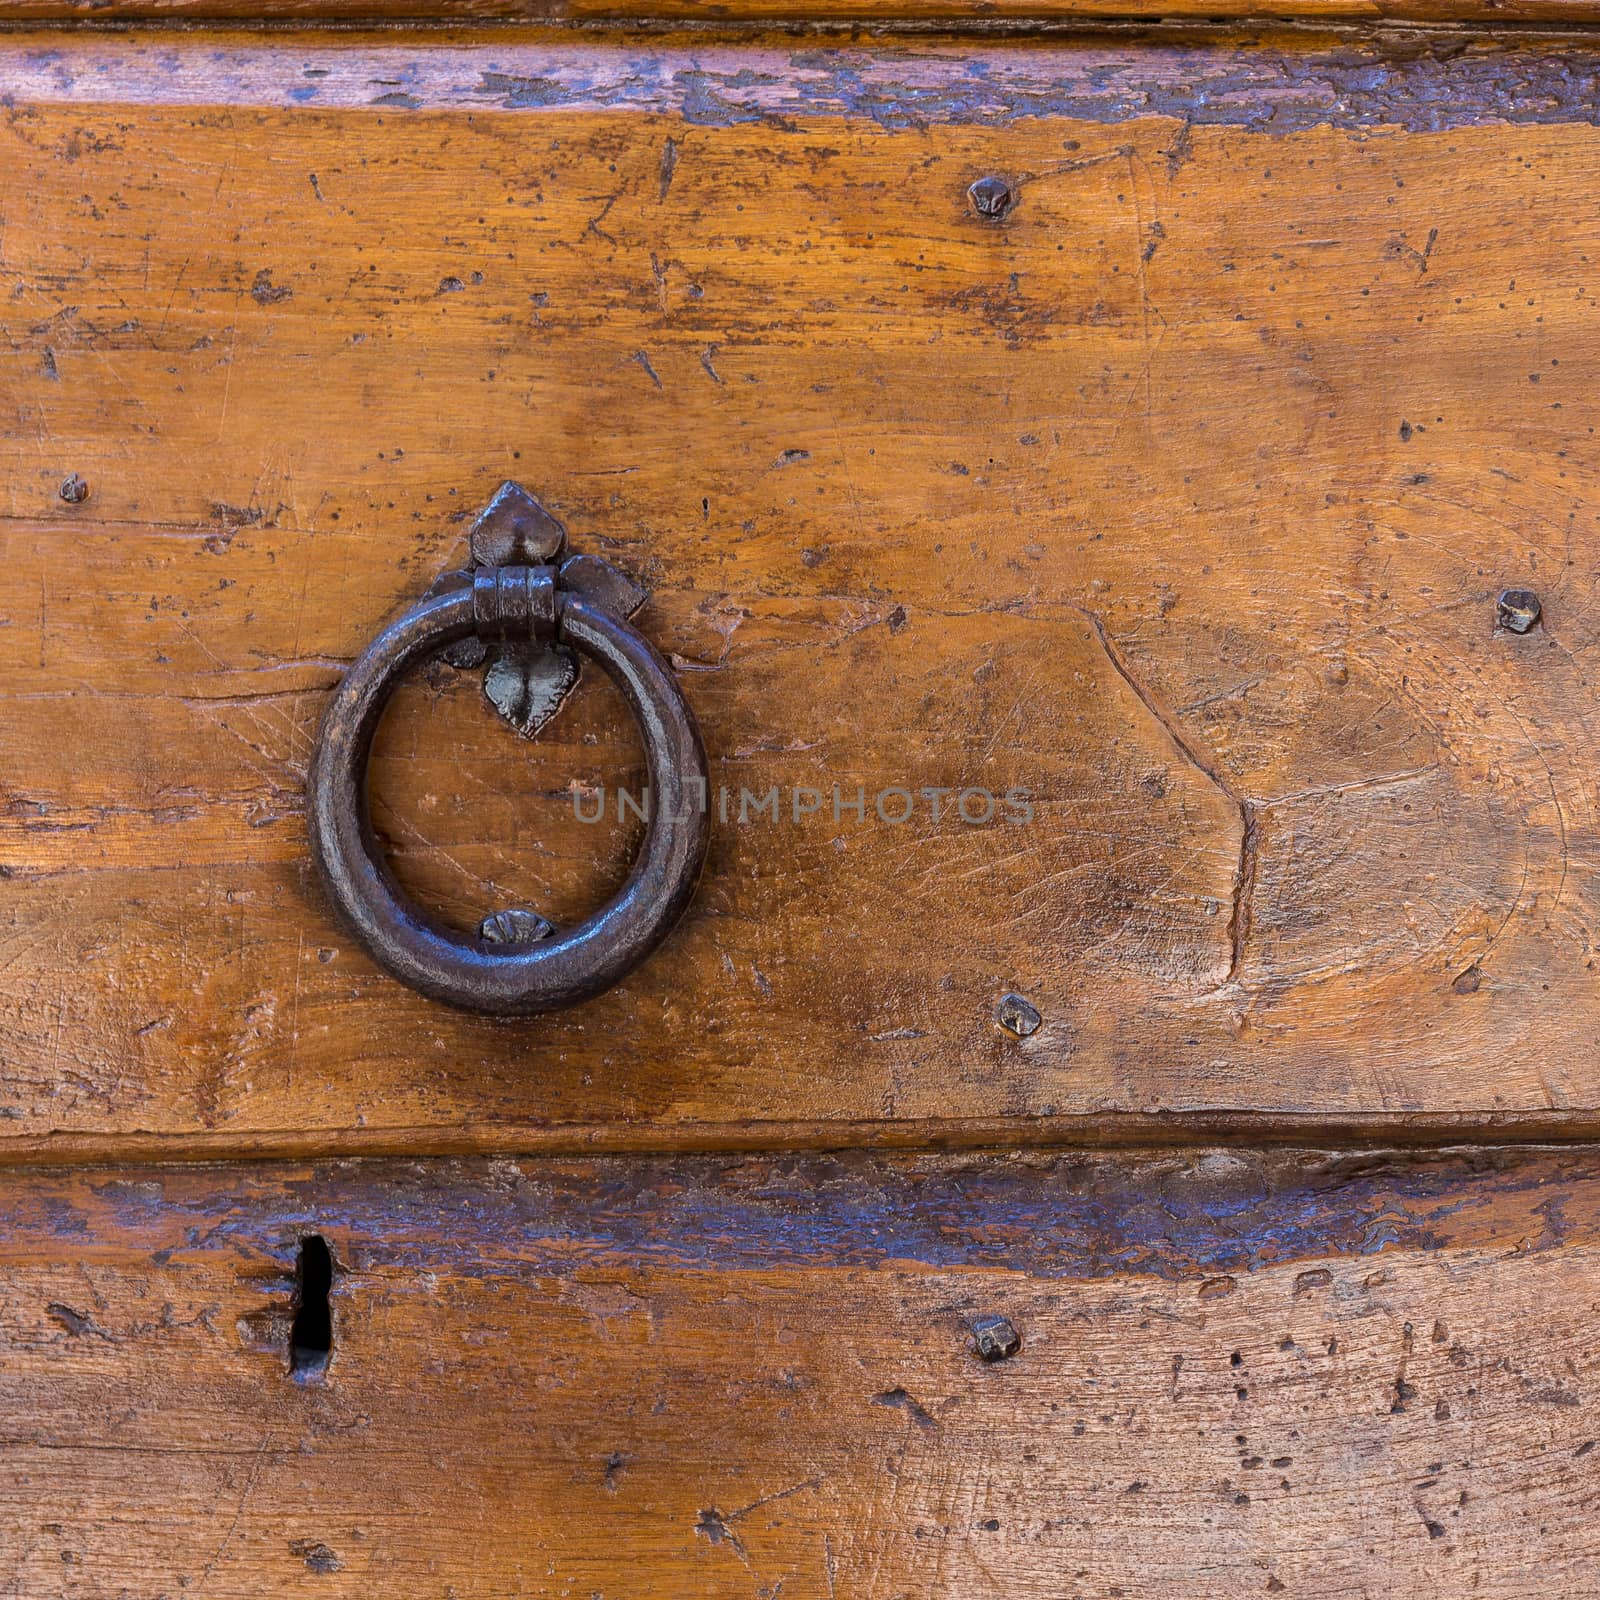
[971,1313,1022,1362]
[1496,588,1541,634]
[968,176,1014,220]
[479,908,555,946]
[996,992,1042,1037]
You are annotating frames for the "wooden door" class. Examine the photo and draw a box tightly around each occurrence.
[3,8,1600,1594]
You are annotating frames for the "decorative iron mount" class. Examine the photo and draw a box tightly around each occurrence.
[428,479,653,739]
[307,483,709,1016]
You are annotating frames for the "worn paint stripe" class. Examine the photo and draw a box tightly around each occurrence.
[6,31,1600,132]
[3,1145,1590,1279]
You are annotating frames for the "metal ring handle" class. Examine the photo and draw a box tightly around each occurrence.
[308,576,709,1015]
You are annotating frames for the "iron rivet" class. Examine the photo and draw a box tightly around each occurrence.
[1496,589,1541,635]
[971,1314,1022,1362]
[59,473,89,505]
[479,908,555,946]
[996,992,1041,1037]
[968,176,1014,221]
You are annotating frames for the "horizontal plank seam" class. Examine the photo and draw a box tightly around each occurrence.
[10,1112,1600,1167]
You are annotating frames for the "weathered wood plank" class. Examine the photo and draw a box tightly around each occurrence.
[2,1146,1599,1595]
[5,31,1600,1148]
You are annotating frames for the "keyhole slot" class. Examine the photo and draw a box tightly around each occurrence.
[290,1235,334,1381]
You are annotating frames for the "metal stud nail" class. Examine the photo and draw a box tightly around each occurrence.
[968,176,1014,221]
[479,908,555,946]
[996,992,1041,1037]
[59,473,89,505]
[971,1314,1022,1362]
[1496,588,1541,634]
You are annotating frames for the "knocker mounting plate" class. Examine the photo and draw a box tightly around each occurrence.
[425,480,649,739]
[306,481,709,1017]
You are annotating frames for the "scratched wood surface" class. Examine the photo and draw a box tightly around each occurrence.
[6,29,1600,1154]
[0,1146,1597,1595]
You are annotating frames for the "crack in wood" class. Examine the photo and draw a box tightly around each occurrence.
[1071,603,1256,987]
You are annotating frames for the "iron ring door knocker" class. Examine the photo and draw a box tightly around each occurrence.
[307,483,709,1015]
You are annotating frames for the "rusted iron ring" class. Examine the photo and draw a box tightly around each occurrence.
[308,569,709,1015]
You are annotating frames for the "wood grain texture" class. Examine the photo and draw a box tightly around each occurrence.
[3,1145,1600,1595]
[6,29,1600,1151]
